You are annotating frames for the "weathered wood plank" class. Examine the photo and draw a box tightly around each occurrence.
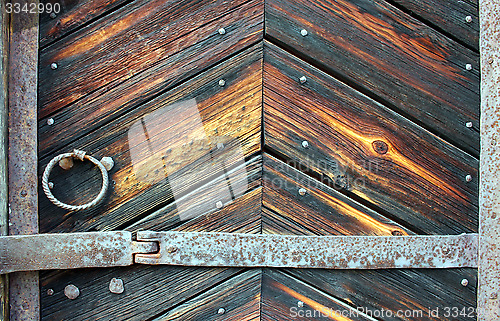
[39,44,262,233]
[289,268,477,321]
[38,0,263,157]
[39,0,130,48]
[263,154,411,236]
[152,270,261,321]
[389,0,479,50]
[264,42,478,234]
[265,0,480,155]
[38,0,262,120]
[262,269,373,321]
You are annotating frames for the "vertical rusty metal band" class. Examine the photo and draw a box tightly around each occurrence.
[7,1,39,320]
[478,0,500,319]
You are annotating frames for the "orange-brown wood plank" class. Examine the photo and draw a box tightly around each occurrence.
[389,0,479,50]
[39,0,263,157]
[264,42,478,235]
[265,0,480,156]
[39,0,130,48]
[39,44,262,234]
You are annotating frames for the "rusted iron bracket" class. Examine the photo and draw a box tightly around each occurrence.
[135,231,479,269]
[0,231,157,274]
[0,231,478,273]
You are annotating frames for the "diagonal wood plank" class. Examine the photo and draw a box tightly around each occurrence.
[265,0,479,155]
[264,42,478,235]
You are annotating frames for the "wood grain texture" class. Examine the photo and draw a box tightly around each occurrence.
[38,0,263,157]
[265,0,480,155]
[39,0,130,48]
[389,0,479,50]
[263,154,411,236]
[152,270,261,321]
[264,42,478,235]
[262,269,373,321]
[39,44,262,234]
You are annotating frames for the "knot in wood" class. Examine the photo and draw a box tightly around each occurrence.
[372,140,388,154]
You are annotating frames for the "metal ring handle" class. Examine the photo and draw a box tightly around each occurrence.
[42,149,109,211]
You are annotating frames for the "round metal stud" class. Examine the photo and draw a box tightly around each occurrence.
[217,142,224,150]
[300,29,308,36]
[47,289,54,296]
[218,308,225,315]
[47,118,54,126]
[298,188,307,196]
[109,278,124,294]
[297,301,304,307]
[301,140,309,148]
[465,174,472,182]
[51,62,58,70]
[466,121,473,128]
[465,16,472,23]
[218,79,226,87]
[50,12,57,19]
[465,63,472,71]
[216,201,223,209]
[64,284,80,300]
[218,27,226,35]
[100,157,114,171]
[299,76,307,84]
[461,278,469,287]
[48,182,54,189]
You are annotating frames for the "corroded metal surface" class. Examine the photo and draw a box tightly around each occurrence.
[0,231,158,274]
[135,232,478,269]
[478,0,500,318]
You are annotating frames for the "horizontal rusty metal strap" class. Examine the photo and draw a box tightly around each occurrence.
[0,231,157,274]
[135,231,479,269]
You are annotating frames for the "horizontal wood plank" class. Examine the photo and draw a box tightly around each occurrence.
[39,44,262,233]
[264,42,478,235]
[389,0,479,50]
[265,0,480,155]
[152,270,261,321]
[263,154,411,236]
[39,0,130,48]
[39,0,263,157]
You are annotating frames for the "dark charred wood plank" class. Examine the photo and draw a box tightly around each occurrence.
[39,44,262,233]
[152,270,261,321]
[263,154,411,236]
[262,269,373,321]
[288,268,477,321]
[39,0,263,157]
[264,42,478,235]
[389,0,479,50]
[39,0,130,48]
[265,0,480,155]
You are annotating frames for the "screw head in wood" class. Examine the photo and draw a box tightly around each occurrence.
[217,142,224,150]
[465,174,472,182]
[300,29,308,36]
[466,121,473,128]
[47,118,54,126]
[218,79,226,87]
[298,188,307,196]
[461,278,469,287]
[297,301,304,307]
[47,289,54,296]
[216,201,223,209]
[218,308,225,314]
[465,15,472,23]
[465,63,472,71]
[51,62,58,70]
[109,278,124,294]
[64,284,80,300]
[488,57,494,64]
[218,27,226,35]
[301,140,309,148]
[299,76,307,84]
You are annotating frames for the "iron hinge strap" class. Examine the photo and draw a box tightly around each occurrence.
[1,231,478,274]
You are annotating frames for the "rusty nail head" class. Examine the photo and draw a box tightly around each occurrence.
[461,278,469,287]
[298,301,304,307]
[217,308,225,314]
[300,29,308,36]
[465,64,473,71]
[47,289,54,296]
[109,278,124,294]
[47,118,54,125]
[64,284,80,300]
[59,157,74,170]
[218,27,226,35]
[299,76,307,84]
[466,175,472,182]
[488,57,494,64]
[51,62,58,70]
[167,246,178,254]
[491,292,498,300]
[466,121,473,128]
[442,246,450,255]
[216,201,223,209]
[298,188,307,196]
[301,140,309,148]
[465,15,472,23]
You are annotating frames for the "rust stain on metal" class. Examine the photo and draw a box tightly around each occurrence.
[109,278,124,294]
[135,231,478,269]
[478,0,500,319]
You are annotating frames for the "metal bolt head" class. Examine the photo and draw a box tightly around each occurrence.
[218,79,226,87]
[461,278,469,287]
[216,201,223,209]
[64,284,80,300]
[298,188,307,196]
[100,156,114,171]
[301,140,309,148]
[109,278,124,294]
[297,301,304,307]
[217,308,225,314]
[48,182,54,189]
[47,118,54,126]
[488,57,494,64]
[167,246,178,253]
[299,76,307,84]
[217,142,224,150]
[465,174,472,182]
[218,27,226,35]
[465,15,472,23]
[51,62,58,70]
[59,157,74,170]
[50,12,57,19]
[47,289,54,296]
[442,246,450,255]
[300,29,308,36]
[466,121,473,128]
[465,63,472,71]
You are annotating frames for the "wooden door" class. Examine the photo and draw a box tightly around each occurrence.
[38,0,479,319]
